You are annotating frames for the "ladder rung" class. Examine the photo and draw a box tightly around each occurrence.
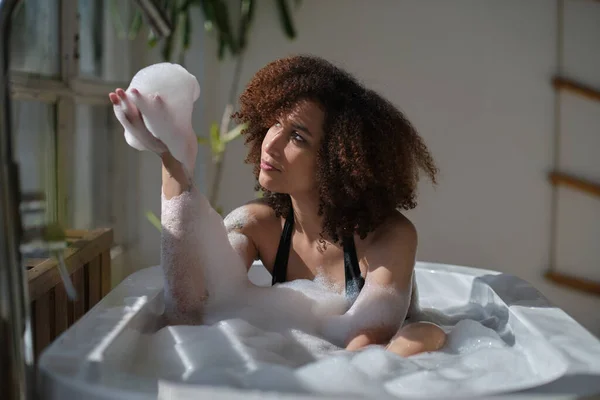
[552,77,600,103]
[549,172,600,199]
[545,271,600,297]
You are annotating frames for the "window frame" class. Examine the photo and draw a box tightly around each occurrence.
[9,0,142,259]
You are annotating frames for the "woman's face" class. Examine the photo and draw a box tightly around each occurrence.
[259,100,325,195]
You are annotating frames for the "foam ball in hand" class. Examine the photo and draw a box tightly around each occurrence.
[127,62,200,173]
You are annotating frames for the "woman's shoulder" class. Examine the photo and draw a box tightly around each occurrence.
[366,211,417,255]
[358,211,418,284]
[223,198,280,234]
[224,199,284,270]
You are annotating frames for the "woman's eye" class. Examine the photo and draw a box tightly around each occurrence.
[291,132,305,143]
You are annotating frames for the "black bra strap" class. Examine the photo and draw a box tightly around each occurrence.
[343,236,365,295]
[272,208,364,297]
[272,208,294,285]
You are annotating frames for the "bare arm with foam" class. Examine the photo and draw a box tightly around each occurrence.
[110,84,246,325]
[161,185,206,324]
[110,88,200,323]
[320,218,417,349]
[161,184,249,324]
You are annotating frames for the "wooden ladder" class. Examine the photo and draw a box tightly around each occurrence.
[546,5,600,296]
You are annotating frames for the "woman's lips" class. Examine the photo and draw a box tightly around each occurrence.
[260,160,280,171]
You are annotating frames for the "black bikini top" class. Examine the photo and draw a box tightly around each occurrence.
[271,208,365,297]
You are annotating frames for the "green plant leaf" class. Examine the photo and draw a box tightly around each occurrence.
[199,0,216,32]
[197,136,210,145]
[248,0,256,20]
[162,34,174,61]
[222,122,247,143]
[275,0,296,39]
[128,10,143,40]
[109,0,127,40]
[217,34,226,59]
[180,0,195,12]
[148,29,159,47]
[130,0,301,62]
[146,210,162,231]
[161,2,180,61]
[209,122,219,142]
[238,0,255,50]
[212,0,238,56]
[209,122,224,155]
[182,8,192,50]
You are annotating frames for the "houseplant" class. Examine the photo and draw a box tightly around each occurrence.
[113,0,303,218]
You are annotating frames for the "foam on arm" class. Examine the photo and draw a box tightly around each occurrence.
[321,276,411,348]
[320,219,417,348]
[161,186,249,325]
[223,205,262,270]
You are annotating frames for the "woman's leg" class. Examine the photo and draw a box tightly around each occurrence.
[385,321,446,357]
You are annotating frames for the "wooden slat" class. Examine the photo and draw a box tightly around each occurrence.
[84,263,90,312]
[24,258,46,269]
[27,228,113,302]
[54,283,69,337]
[87,257,102,310]
[25,228,114,356]
[34,292,54,359]
[72,268,85,321]
[67,294,75,327]
[546,271,600,297]
[100,251,112,296]
[65,229,92,239]
[549,172,600,199]
[552,76,600,103]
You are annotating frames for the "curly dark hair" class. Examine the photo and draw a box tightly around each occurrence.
[233,55,437,244]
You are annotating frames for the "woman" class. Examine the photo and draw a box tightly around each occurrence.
[109,55,446,357]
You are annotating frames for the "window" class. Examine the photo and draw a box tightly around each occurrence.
[10,0,146,270]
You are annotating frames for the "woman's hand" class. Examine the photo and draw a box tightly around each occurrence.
[110,87,194,197]
[110,87,198,178]
[109,88,169,155]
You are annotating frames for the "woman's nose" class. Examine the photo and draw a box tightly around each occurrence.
[264,129,285,156]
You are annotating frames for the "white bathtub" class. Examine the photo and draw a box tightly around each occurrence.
[37,261,600,399]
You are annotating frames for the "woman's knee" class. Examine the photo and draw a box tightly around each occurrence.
[386,321,446,357]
